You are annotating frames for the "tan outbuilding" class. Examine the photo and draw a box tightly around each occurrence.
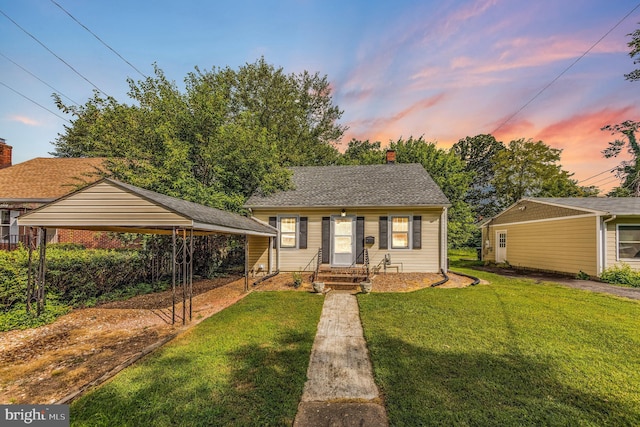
[481,197,640,278]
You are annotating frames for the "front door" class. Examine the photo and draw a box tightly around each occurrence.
[495,230,507,263]
[332,216,356,266]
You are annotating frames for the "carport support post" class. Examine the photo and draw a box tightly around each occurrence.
[189,229,193,322]
[172,227,176,325]
[36,227,47,316]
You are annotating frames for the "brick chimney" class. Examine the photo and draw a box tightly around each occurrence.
[0,138,12,169]
[385,149,396,164]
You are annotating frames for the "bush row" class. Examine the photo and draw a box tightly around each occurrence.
[0,247,153,310]
[599,263,640,287]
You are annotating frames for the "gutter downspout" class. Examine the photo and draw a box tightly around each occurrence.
[601,215,617,276]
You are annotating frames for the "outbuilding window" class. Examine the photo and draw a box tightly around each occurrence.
[618,225,640,259]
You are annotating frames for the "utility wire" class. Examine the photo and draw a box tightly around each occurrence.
[577,167,616,184]
[0,81,71,123]
[0,51,80,106]
[491,2,640,134]
[50,0,148,79]
[0,8,109,97]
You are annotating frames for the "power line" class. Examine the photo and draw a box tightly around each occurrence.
[0,81,71,123]
[0,51,80,106]
[491,2,640,134]
[0,8,109,97]
[577,167,616,184]
[50,0,148,79]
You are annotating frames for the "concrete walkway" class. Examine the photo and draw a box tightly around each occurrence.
[294,292,388,427]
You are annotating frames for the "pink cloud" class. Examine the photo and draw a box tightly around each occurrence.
[9,115,40,126]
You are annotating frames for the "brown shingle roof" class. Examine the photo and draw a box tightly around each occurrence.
[0,157,107,201]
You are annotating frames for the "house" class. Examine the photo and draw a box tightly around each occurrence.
[0,139,107,249]
[244,152,451,277]
[481,197,640,278]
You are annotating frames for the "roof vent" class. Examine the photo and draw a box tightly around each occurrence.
[386,149,396,164]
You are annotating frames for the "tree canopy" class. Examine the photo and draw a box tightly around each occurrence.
[492,138,597,209]
[451,134,505,220]
[53,58,346,211]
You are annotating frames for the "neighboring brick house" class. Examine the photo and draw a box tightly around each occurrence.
[0,139,109,249]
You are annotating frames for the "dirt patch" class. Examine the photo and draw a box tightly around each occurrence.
[0,275,247,404]
[0,272,477,405]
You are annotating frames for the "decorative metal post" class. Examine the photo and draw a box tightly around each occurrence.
[36,227,47,316]
[172,227,176,325]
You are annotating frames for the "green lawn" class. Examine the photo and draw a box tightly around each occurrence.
[359,266,640,426]
[70,292,323,427]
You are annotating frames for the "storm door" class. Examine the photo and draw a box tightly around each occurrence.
[331,216,356,267]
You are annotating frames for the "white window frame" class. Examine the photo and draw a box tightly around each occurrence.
[389,215,412,250]
[616,224,640,260]
[0,209,11,243]
[279,215,299,249]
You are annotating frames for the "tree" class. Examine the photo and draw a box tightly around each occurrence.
[389,137,475,248]
[52,58,346,210]
[601,23,640,195]
[624,24,640,82]
[602,120,640,196]
[492,139,596,208]
[338,139,385,165]
[451,134,505,220]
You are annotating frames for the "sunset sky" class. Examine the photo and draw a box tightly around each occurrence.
[1,0,639,192]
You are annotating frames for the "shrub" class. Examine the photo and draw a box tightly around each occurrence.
[292,271,303,288]
[600,263,640,287]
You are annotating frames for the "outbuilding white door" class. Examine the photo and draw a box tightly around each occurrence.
[495,230,507,263]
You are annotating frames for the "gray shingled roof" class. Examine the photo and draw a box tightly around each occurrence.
[527,197,640,215]
[110,179,276,235]
[245,163,450,208]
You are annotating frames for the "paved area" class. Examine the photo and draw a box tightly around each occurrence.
[294,292,388,427]
[477,267,640,300]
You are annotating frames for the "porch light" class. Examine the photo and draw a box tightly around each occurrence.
[341,209,346,217]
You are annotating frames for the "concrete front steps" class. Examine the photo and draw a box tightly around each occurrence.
[315,266,369,291]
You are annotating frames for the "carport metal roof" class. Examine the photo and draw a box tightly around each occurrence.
[18,178,277,237]
[17,178,277,325]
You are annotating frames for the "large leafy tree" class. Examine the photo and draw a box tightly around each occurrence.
[388,137,475,248]
[492,138,597,208]
[602,120,640,196]
[451,134,505,220]
[599,25,640,196]
[52,58,346,210]
[338,139,385,165]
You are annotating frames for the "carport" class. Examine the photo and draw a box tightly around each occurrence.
[17,178,278,324]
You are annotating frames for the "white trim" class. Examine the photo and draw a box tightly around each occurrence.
[615,223,640,261]
[389,214,412,250]
[440,207,448,270]
[519,198,607,215]
[277,214,300,249]
[495,230,507,263]
[489,213,595,228]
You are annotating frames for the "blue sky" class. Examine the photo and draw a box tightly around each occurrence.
[1,0,639,191]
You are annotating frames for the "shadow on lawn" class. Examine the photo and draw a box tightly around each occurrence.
[70,330,314,427]
[373,335,640,426]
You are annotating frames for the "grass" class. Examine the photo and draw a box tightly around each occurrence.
[358,256,640,426]
[70,292,323,427]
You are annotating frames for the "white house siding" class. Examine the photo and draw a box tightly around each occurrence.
[484,216,598,276]
[248,207,443,274]
[605,217,640,271]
